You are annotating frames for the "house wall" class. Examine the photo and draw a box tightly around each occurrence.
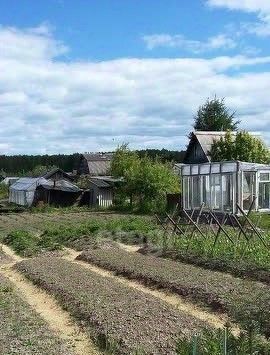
[77,156,89,175]
[184,139,208,164]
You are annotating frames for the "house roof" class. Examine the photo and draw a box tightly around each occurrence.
[89,178,111,188]
[185,131,238,163]
[11,177,80,193]
[42,168,74,181]
[83,153,113,175]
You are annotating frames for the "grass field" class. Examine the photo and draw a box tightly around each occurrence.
[0,210,269,354]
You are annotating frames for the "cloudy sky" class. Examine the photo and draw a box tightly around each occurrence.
[0,0,270,154]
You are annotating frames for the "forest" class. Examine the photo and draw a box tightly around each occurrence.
[0,149,185,175]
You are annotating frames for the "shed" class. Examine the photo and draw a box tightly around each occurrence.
[80,176,122,208]
[35,180,81,207]
[77,153,113,175]
[181,161,270,214]
[9,177,46,206]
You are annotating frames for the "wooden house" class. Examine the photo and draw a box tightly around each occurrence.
[183,131,237,164]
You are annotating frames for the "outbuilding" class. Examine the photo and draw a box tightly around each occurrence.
[180,161,270,214]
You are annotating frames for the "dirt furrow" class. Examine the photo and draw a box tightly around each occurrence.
[63,247,239,333]
[0,245,100,355]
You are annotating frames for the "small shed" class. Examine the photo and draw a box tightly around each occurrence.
[80,176,122,208]
[9,177,45,206]
[77,153,113,175]
[35,180,81,207]
[9,177,81,207]
[181,161,270,214]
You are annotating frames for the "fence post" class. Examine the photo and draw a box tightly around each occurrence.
[192,335,198,355]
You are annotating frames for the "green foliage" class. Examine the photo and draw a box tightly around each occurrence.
[28,165,57,177]
[111,144,180,213]
[211,131,270,163]
[4,216,155,255]
[194,97,239,131]
[177,328,270,354]
[0,183,9,199]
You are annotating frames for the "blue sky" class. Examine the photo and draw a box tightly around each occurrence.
[0,0,270,154]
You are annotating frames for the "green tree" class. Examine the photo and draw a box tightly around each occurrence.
[211,131,270,163]
[29,165,57,177]
[111,144,180,212]
[194,97,239,131]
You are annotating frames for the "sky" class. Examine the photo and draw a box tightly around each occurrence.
[0,0,270,154]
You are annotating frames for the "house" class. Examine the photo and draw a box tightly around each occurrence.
[79,176,122,208]
[77,153,113,176]
[9,177,81,207]
[183,131,237,164]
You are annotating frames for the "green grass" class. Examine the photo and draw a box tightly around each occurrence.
[3,216,157,256]
[177,327,270,355]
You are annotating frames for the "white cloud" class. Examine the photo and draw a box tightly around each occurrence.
[207,0,270,36]
[1,24,270,154]
[142,33,236,52]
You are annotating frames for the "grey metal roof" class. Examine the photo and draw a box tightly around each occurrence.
[194,131,237,161]
[40,179,81,193]
[83,153,113,175]
[89,178,111,188]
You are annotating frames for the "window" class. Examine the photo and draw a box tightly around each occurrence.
[260,172,270,182]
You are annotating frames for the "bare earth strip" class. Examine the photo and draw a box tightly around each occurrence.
[63,247,237,333]
[0,245,100,355]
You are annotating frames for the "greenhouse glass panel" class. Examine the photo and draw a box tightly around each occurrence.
[242,172,256,210]
[192,175,201,208]
[222,174,233,212]
[202,175,211,207]
[211,175,221,210]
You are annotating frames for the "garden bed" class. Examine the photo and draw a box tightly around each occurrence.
[0,274,73,355]
[16,257,207,354]
[77,248,270,337]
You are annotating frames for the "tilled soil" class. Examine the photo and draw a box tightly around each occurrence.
[16,257,209,355]
[77,248,270,337]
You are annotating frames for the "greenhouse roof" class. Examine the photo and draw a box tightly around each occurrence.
[181,161,270,176]
[10,177,47,191]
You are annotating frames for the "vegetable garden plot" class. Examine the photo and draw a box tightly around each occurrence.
[16,257,208,354]
[77,248,270,337]
[0,274,73,355]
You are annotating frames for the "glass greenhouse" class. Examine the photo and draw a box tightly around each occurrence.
[180,161,270,213]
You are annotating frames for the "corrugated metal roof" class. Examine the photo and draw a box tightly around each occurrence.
[83,153,113,175]
[89,178,111,188]
[40,179,81,192]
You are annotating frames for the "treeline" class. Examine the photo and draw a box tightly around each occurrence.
[0,149,185,175]
[0,154,81,175]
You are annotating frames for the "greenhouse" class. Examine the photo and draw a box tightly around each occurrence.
[180,161,270,214]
